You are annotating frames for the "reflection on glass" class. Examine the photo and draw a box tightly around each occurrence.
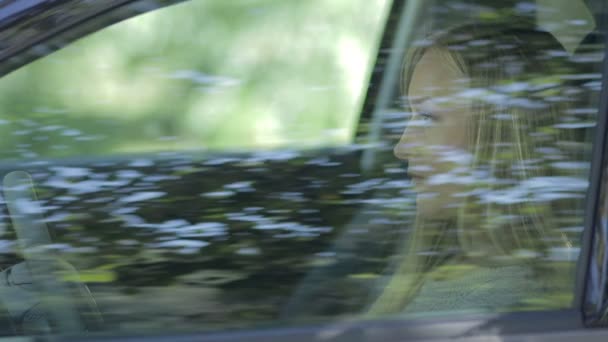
[0,0,603,337]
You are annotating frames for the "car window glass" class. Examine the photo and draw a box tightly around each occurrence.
[0,0,604,338]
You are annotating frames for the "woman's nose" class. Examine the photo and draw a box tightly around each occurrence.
[393,125,418,161]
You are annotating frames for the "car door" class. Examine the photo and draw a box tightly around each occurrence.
[0,0,606,341]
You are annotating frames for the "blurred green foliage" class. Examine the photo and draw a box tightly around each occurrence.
[0,0,389,159]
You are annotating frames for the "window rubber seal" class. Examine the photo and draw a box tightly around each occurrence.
[577,0,608,327]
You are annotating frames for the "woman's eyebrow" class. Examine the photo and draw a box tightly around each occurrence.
[408,96,430,107]
[407,96,431,113]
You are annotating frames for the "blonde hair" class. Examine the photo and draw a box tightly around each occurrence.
[369,23,581,314]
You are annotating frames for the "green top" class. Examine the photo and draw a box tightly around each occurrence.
[403,263,542,315]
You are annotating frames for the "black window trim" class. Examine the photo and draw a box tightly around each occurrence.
[66,310,589,342]
[578,0,608,326]
[0,0,188,79]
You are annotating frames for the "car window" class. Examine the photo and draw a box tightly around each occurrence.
[0,0,604,339]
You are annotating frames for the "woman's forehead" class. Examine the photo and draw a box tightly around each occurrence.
[408,48,470,108]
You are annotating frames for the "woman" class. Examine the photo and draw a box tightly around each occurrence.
[368,22,585,315]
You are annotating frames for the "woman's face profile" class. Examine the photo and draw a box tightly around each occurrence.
[395,48,475,218]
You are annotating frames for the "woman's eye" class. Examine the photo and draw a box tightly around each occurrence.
[418,112,436,122]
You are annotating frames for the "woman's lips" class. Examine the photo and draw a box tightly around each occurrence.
[406,164,432,186]
[407,172,426,183]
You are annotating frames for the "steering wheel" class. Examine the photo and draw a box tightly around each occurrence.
[1,171,102,334]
